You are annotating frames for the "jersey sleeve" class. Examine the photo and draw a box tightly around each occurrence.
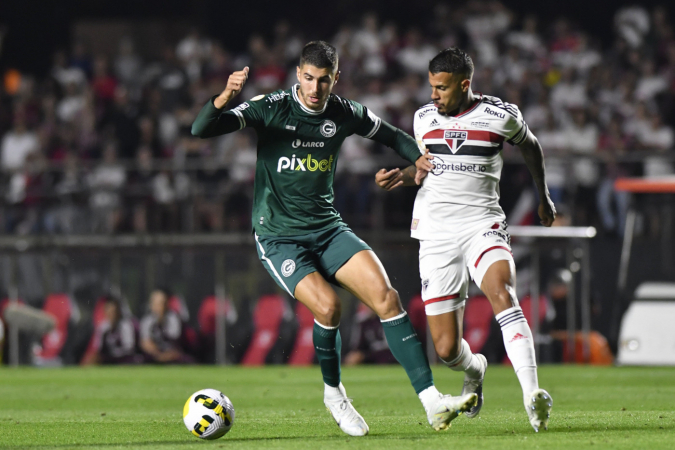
[503,102,529,146]
[349,100,383,139]
[191,94,271,138]
[412,111,426,155]
[221,95,269,130]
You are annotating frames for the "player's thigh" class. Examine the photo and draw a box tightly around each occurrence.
[461,219,514,293]
[316,226,371,280]
[253,233,317,298]
[334,249,402,318]
[419,239,468,316]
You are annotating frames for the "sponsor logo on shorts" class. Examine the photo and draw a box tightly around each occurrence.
[431,155,488,176]
[320,120,336,137]
[422,278,429,293]
[281,259,296,277]
[482,230,511,245]
[411,218,419,230]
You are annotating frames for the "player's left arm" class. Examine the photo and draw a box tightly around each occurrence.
[517,129,556,227]
[352,101,433,176]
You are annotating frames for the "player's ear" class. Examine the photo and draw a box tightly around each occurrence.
[333,70,340,86]
[461,78,471,92]
[296,66,302,83]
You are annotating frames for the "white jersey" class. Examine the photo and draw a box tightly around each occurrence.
[411,93,529,240]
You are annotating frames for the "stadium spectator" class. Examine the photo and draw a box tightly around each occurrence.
[87,142,126,233]
[1,115,39,173]
[1,4,674,235]
[140,289,194,364]
[84,296,143,365]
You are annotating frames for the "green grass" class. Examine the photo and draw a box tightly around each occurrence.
[1,365,674,450]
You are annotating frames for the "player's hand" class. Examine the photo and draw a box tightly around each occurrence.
[214,67,249,109]
[539,195,556,227]
[375,168,403,191]
[414,151,433,185]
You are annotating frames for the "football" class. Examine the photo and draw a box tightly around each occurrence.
[183,389,235,440]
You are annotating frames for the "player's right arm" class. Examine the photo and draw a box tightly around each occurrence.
[191,67,261,138]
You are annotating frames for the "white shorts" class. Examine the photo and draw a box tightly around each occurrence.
[419,218,514,316]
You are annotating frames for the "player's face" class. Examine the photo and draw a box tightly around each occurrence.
[429,71,470,115]
[296,64,339,111]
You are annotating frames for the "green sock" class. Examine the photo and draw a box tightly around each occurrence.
[381,312,434,394]
[313,321,342,387]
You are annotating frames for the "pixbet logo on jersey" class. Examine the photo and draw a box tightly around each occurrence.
[444,130,468,152]
[277,154,335,172]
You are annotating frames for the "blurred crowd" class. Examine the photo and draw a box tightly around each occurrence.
[1,2,674,235]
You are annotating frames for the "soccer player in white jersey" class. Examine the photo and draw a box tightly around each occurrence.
[375,47,556,432]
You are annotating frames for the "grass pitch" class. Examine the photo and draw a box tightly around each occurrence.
[1,365,674,449]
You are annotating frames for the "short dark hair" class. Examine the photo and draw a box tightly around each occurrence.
[299,41,338,70]
[429,47,474,79]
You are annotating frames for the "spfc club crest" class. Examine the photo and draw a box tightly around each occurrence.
[444,130,467,153]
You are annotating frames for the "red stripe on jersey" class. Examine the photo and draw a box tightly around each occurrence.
[423,129,445,139]
[422,129,504,143]
[467,130,504,143]
[423,293,460,305]
[474,246,512,268]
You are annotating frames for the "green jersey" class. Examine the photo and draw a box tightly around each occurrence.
[192,84,421,236]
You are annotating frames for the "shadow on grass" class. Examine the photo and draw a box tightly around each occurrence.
[475,422,675,437]
[0,433,440,449]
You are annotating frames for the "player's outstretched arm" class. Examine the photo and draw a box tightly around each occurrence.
[191,67,249,138]
[375,157,432,191]
[517,130,556,226]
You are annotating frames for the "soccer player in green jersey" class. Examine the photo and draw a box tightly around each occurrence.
[192,41,477,436]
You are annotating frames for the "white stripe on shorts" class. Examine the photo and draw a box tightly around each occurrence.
[255,233,294,297]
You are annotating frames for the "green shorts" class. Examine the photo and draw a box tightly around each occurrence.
[254,225,371,298]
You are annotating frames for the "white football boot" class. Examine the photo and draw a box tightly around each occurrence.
[524,388,553,432]
[461,353,487,418]
[425,392,478,431]
[324,383,369,436]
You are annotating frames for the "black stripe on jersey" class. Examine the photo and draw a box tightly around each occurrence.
[427,144,502,157]
[507,122,529,146]
[483,96,518,115]
[482,99,519,119]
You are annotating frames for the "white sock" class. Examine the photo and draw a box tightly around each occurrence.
[441,339,483,379]
[418,385,441,412]
[495,306,539,397]
[324,383,345,400]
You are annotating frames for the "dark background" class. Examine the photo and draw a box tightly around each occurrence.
[2,0,674,75]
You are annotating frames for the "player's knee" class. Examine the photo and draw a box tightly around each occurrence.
[372,287,403,320]
[314,300,341,327]
[490,285,516,313]
[435,337,460,362]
